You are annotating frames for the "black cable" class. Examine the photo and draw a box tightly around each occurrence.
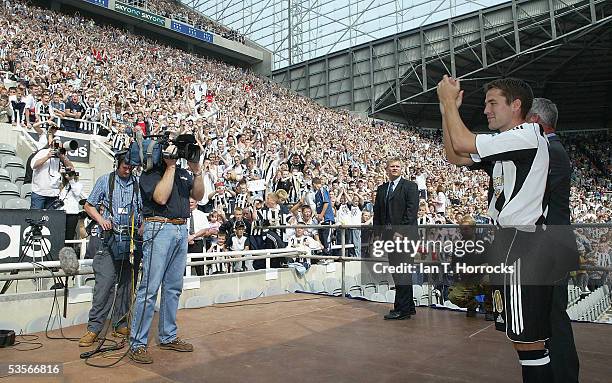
[5,331,43,352]
[201,294,327,309]
[84,220,164,368]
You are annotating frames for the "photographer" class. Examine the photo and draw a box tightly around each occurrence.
[78,153,142,347]
[58,170,84,243]
[30,136,75,209]
[129,143,204,364]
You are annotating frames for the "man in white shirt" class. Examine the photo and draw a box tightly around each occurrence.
[30,136,74,209]
[188,197,212,276]
[415,168,428,200]
[287,222,323,264]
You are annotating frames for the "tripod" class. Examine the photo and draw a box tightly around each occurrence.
[0,223,53,294]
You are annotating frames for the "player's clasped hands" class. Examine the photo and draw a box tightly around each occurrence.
[437,75,464,114]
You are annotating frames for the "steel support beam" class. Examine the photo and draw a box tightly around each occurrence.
[479,10,488,69]
[548,0,557,39]
[394,37,400,103]
[370,44,375,113]
[306,62,311,98]
[350,50,355,109]
[326,56,330,107]
[420,29,427,92]
[512,0,521,53]
[448,20,456,77]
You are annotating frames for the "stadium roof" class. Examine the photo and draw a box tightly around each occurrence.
[181,0,509,70]
[271,0,612,131]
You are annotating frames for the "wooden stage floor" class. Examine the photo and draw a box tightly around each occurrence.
[0,294,610,382]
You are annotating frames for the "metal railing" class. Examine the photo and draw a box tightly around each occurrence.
[0,224,610,300]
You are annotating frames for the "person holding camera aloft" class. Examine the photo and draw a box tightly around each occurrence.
[129,144,204,364]
[30,136,75,209]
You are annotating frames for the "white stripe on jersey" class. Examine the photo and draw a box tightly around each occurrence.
[471,123,549,228]
[235,193,248,209]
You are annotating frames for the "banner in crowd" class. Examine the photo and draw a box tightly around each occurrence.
[114,1,166,26]
[83,0,109,8]
[170,20,214,44]
[0,209,66,264]
[28,133,91,163]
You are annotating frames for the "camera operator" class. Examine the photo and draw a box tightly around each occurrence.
[78,153,142,347]
[58,170,83,243]
[129,144,204,364]
[30,136,75,209]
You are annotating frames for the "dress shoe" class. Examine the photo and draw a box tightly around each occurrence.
[384,310,411,320]
[409,308,416,316]
[485,312,495,321]
[466,308,477,318]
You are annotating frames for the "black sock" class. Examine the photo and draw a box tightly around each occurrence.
[517,349,554,383]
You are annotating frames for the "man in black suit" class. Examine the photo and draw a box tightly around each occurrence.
[527,98,579,383]
[373,157,420,320]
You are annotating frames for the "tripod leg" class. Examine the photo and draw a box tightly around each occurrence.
[0,236,36,294]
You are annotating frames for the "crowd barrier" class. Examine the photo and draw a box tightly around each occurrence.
[1,224,608,307]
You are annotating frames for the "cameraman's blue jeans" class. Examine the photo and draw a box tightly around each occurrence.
[130,222,188,350]
[30,192,58,209]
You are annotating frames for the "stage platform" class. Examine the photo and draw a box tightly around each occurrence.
[0,293,610,382]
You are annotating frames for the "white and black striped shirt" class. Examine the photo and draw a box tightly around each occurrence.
[235,193,249,209]
[212,191,233,214]
[469,123,549,228]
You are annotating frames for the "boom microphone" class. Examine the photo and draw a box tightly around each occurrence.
[58,247,79,276]
[58,247,79,318]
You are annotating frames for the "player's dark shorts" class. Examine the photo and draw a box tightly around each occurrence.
[489,228,554,343]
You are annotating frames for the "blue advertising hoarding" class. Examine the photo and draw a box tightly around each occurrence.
[83,0,109,8]
[170,20,213,44]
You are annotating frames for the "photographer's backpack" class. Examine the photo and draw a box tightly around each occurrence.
[23,147,46,185]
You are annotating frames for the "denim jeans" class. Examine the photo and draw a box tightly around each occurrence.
[130,222,188,349]
[30,192,58,209]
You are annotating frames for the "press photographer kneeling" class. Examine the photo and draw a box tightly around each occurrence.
[78,153,142,347]
[30,137,76,209]
[127,134,204,364]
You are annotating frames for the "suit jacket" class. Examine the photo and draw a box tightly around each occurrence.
[545,135,572,225]
[544,134,579,277]
[373,178,419,226]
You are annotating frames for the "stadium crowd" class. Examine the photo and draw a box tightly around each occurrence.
[0,1,610,279]
[126,0,246,43]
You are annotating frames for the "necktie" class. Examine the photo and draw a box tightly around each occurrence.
[385,181,395,225]
[189,213,195,235]
[387,181,395,200]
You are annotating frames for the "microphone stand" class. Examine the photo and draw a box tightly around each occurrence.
[63,276,69,318]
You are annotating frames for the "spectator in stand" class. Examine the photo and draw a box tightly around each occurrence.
[63,93,84,132]
[433,185,447,217]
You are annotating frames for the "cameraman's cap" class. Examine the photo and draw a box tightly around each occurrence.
[52,136,62,143]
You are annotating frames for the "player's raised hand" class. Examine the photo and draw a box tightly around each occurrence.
[438,75,463,114]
